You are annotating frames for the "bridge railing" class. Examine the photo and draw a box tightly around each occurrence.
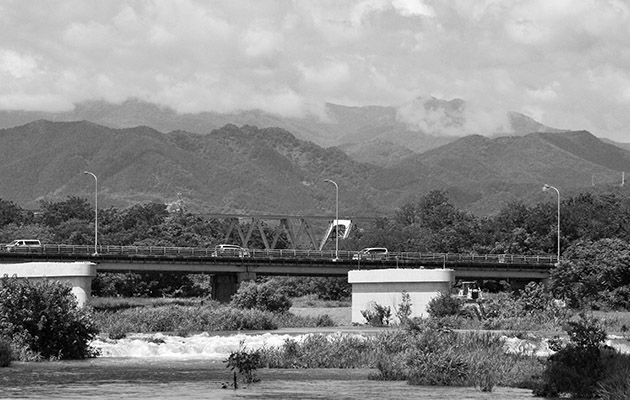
[0,243,558,266]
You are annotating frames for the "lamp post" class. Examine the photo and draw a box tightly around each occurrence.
[543,184,560,265]
[324,179,339,261]
[84,171,98,255]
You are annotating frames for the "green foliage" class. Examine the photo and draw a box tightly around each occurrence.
[230,280,292,313]
[369,328,534,392]
[92,272,213,298]
[361,301,391,326]
[426,292,464,318]
[0,199,26,227]
[264,277,351,301]
[535,314,608,398]
[596,351,630,400]
[39,196,93,227]
[225,342,262,384]
[93,303,278,334]
[551,238,630,309]
[395,291,412,325]
[0,337,11,367]
[259,334,376,369]
[0,276,99,360]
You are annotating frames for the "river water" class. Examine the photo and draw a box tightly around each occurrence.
[4,331,628,399]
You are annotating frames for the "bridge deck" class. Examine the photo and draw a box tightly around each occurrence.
[0,244,555,281]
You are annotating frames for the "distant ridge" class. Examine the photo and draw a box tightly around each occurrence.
[1,120,630,216]
[0,98,574,165]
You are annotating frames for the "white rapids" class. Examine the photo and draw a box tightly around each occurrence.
[91,331,630,360]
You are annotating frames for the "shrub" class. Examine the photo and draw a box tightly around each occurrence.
[361,301,391,326]
[0,276,99,360]
[395,291,412,325]
[426,292,463,318]
[596,351,630,400]
[259,334,376,369]
[225,342,262,384]
[230,280,292,313]
[535,314,608,398]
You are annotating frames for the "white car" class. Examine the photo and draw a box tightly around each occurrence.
[5,239,42,252]
[352,247,388,260]
[211,244,250,258]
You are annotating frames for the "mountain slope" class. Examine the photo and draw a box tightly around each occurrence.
[0,98,561,157]
[0,121,382,215]
[376,130,630,214]
[2,120,629,216]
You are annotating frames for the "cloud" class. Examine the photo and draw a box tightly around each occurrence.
[0,0,630,140]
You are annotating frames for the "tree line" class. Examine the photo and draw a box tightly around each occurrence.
[2,189,630,308]
[3,189,629,254]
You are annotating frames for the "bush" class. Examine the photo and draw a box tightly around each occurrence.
[259,334,376,369]
[230,280,292,313]
[596,351,630,400]
[535,314,609,398]
[0,276,99,360]
[370,328,529,392]
[395,291,412,325]
[361,301,391,326]
[225,342,262,384]
[426,292,464,318]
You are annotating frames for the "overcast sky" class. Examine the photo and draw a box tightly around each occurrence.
[1,0,629,141]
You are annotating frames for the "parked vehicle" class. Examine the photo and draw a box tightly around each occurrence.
[352,247,388,260]
[211,244,250,258]
[5,239,42,252]
[456,281,483,301]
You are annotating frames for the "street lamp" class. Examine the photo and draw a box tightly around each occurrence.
[84,171,98,255]
[324,179,339,261]
[543,184,560,265]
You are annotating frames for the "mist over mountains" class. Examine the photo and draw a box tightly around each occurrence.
[0,98,570,167]
[1,105,629,217]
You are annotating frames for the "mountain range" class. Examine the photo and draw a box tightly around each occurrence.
[1,117,629,217]
[0,98,573,168]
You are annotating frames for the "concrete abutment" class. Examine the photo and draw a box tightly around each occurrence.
[348,268,455,324]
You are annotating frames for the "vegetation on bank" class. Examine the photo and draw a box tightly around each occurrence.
[243,314,630,398]
[0,276,99,364]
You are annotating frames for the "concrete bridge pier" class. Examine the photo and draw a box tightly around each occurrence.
[0,262,97,307]
[211,271,257,303]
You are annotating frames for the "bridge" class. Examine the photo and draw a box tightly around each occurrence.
[0,244,556,301]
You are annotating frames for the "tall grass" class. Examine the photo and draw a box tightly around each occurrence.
[93,303,278,338]
[260,333,378,369]
[256,327,544,392]
[92,297,337,338]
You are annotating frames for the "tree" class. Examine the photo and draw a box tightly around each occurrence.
[0,199,25,227]
[550,238,630,309]
[39,197,93,227]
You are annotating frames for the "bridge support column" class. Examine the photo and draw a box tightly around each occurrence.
[211,272,257,303]
[0,262,96,307]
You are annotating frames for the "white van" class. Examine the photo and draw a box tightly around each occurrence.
[353,247,388,260]
[6,239,42,252]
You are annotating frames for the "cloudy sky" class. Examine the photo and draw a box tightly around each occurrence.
[1,0,629,141]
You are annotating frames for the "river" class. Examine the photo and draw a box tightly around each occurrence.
[5,330,628,399]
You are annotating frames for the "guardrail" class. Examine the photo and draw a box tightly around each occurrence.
[0,243,557,265]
